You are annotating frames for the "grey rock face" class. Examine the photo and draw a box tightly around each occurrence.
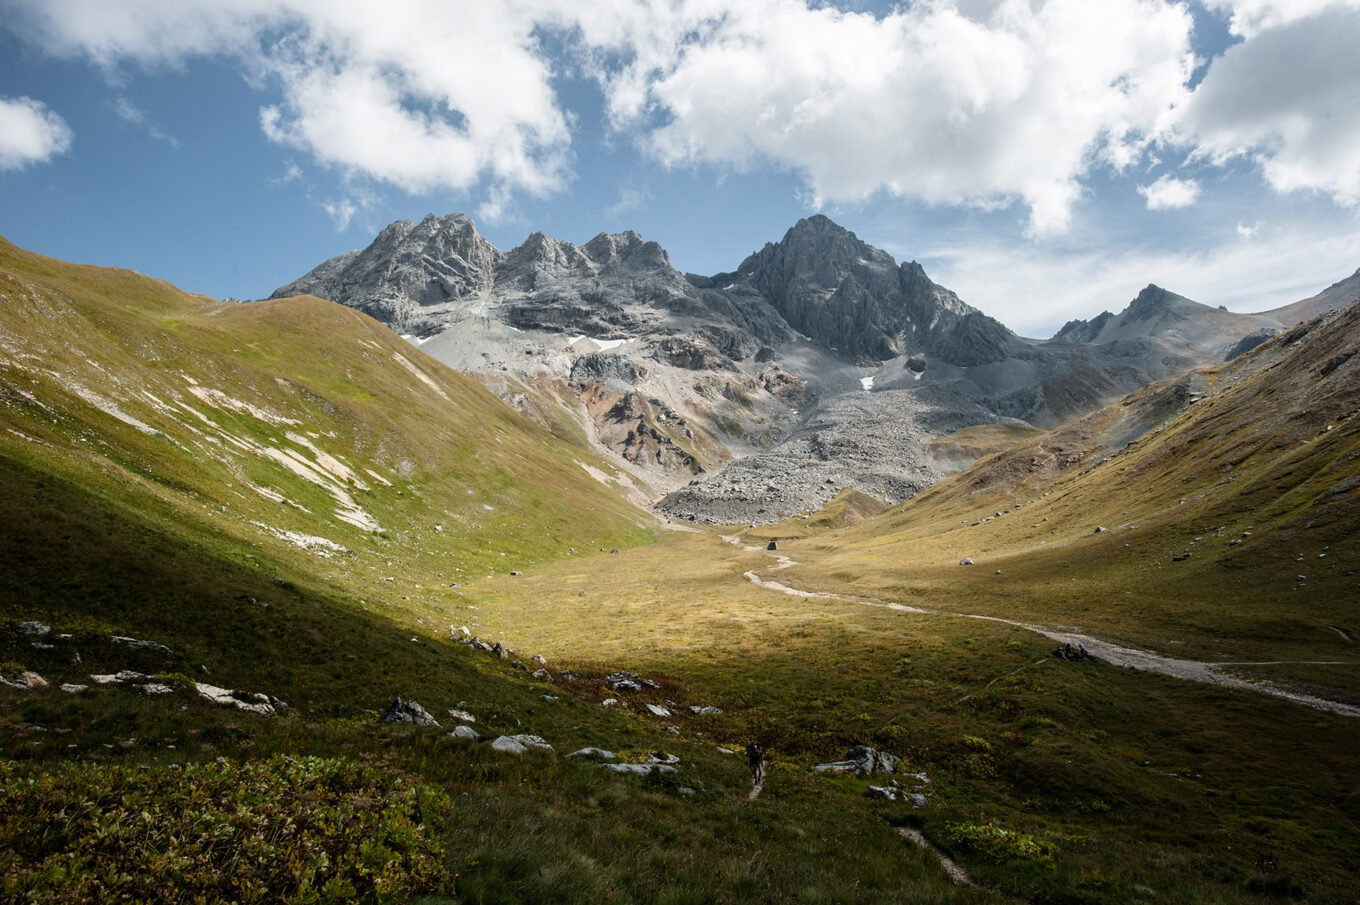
[449,725,481,741]
[601,762,677,777]
[271,211,1337,525]
[490,735,529,755]
[567,747,618,761]
[273,213,502,332]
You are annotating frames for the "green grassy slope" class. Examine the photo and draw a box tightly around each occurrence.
[0,240,991,904]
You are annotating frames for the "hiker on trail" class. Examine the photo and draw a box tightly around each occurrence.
[746,742,766,786]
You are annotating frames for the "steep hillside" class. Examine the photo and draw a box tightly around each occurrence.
[0,236,652,609]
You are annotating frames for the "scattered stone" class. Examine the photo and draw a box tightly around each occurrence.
[767,540,778,551]
[90,670,149,685]
[379,697,441,727]
[688,705,723,715]
[111,635,172,655]
[196,683,281,716]
[647,752,681,765]
[1053,643,1091,662]
[531,668,554,682]
[959,557,974,566]
[814,745,899,777]
[540,694,560,703]
[140,683,175,695]
[16,621,50,636]
[452,625,471,637]
[493,642,510,660]
[666,726,681,735]
[508,734,554,752]
[605,671,660,691]
[601,698,620,708]
[449,725,481,741]
[469,637,494,653]
[59,684,88,693]
[531,654,547,665]
[1,671,49,690]
[1172,551,1191,562]
[509,571,523,577]
[1093,526,1106,534]
[610,548,621,555]
[601,763,677,777]
[567,747,618,761]
[644,703,673,717]
[491,736,529,755]
[447,708,477,723]
[511,660,528,671]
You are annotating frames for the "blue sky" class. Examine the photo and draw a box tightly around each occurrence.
[1,0,1358,337]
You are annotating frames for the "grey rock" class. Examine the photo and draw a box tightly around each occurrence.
[447,708,477,723]
[600,698,620,708]
[379,697,441,727]
[111,635,172,655]
[601,763,678,777]
[540,694,560,703]
[566,747,618,761]
[59,683,88,693]
[644,703,673,717]
[814,745,900,777]
[508,734,554,752]
[647,752,681,765]
[531,654,547,665]
[531,668,553,682]
[959,557,975,566]
[90,670,148,685]
[490,736,529,755]
[140,683,175,695]
[196,683,280,716]
[493,641,510,659]
[16,621,50,636]
[688,705,723,715]
[449,725,481,741]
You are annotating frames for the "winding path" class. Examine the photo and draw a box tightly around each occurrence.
[725,535,1360,719]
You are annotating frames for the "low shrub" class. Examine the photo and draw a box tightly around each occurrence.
[0,755,454,903]
[942,822,1060,864]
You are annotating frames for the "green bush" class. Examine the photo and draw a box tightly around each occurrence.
[0,755,454,903]
[943,822,1059,864]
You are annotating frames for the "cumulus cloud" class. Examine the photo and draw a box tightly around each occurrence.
[0,96,73,170]
[1176,4,1360,206]
[605,0,1197,237]
[1138,175,1201,210]
[5,0,1358,232]
[6,0,574,202]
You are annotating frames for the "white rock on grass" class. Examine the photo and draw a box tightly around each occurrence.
[60,683,89,693]
[508,734,553,752]
[601,763,677,777]
[449,725,481,741]
[491,736,529,755]
[566,747,617,761]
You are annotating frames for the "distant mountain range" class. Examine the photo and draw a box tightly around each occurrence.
[273,214,1360,523]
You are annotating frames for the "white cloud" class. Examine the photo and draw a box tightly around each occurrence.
[113,96,180,148]
[912,223,1360,337]
[7,0,574,203]
[607,0,1197,237]
[1138,175,1201,210]
[1176,5,1360,207]
[1203,0,1360,36]
[0,96,73,170]
[1236,219,1261,240]
[6,0,1358,234]
[607,186,649,219]
[320,197,356,231]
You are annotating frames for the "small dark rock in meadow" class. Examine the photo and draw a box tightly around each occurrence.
[379,697,441,727]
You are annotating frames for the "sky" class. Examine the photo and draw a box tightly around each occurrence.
[1,0,1358,338]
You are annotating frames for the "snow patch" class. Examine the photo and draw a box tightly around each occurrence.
[860,376,874,392]
[568,335,632,352]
